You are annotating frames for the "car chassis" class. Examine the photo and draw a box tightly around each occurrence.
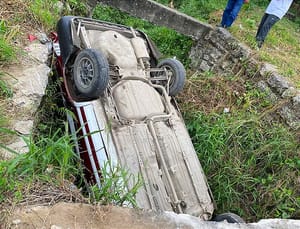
[51,16,216,220]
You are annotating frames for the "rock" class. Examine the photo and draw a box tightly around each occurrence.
[54,1,64,14]
[2,137,28,158]
[282,87,297,98]
[259,63,278,76]
[11,64,50,109]
[1,42,49,157]
[51,225,63,229]
[293,94,300,106]
[256,81,278,101]
[26,42,50,64]
[254,219,300,229]
[12,219,21,225]
[267,74,292,96]
[280,106,300,130]
[14,120,33,135]
[36,32,50,44]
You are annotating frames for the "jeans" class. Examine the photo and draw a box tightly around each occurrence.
[221,0,244,28]
[256,13,280,43]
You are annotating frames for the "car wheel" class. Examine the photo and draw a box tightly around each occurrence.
[57,16,76,65]
[157,58,186,96]
[212,213,245,223]
[73,49,109,100]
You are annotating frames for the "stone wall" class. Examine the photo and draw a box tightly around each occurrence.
[0,40,50,158]
[96,0,300,130]
[190,27,300,130]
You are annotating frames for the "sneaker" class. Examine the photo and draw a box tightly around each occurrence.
[256,40,263,49]
[217,24,226,28]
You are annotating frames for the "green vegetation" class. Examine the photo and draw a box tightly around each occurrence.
[0,21,15,143]
[28,0,61,30]
[0,126,79,202]
[229,4,300,86]
[0,72,142,210]
[178,70,300,221]
[91,161,143,207]
[178,72,299,220]
[0,73,12,99]
[0,116,9,144]
[0,21,16,63]
[0,126,142,208]
[186,111,299,221]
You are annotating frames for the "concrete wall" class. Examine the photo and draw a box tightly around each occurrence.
[94,0,213,39]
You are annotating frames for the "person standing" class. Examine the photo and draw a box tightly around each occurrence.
[219,0,250,28]
[256,0,294,48]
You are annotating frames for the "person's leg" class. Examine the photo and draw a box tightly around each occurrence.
[221,0,236,27]
[256,14,280,47]
[223,0,244,27]
[256,13,268,39]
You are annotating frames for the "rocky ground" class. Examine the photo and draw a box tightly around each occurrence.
[5,202,300,229]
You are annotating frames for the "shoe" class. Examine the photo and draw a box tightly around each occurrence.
[217,24,226,28]
[256,40,263,49]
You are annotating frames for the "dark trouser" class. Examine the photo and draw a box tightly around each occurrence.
[256,13,280,45]
[221,0,244,27]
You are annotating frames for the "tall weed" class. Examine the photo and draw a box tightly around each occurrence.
[0,73,13,98]
[185,112,299,221]
[91,161,143,207]
[28,0,61,30]
[0,125,80,202]
[0,21,16,63]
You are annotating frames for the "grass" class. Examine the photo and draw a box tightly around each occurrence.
[0,72,13,144]
[184,108,299,221]
[0,73,12,144]
[0,0,143,210]
[91,161,143,207]
[28,0,59,30]
[0,73,13,99]
[0,21,16,64]
[0,112,9,144]
[0,124,142,208]
[0,126,80,202]
[229,4,300,87]
[179,71,300,221]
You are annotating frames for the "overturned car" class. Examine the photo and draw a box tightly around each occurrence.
[52,16,216,220]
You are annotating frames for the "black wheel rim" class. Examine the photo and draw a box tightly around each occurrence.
[77,57,95,89]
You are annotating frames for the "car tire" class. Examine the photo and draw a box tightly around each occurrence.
[157,58,186,96]
[73,49,109,100]
[57,16,76,65]
[212,213,245,223]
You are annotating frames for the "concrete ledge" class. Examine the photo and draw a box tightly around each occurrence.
[98,0,213,39]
